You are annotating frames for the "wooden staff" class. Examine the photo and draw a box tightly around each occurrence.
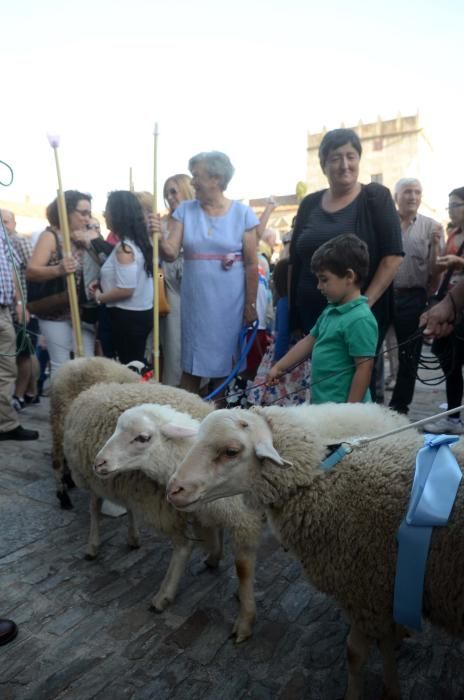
[152,122,160,380]
[48,134,84,357]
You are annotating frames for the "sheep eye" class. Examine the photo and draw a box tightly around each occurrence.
[224,447,240,458]
[134,434,151,443]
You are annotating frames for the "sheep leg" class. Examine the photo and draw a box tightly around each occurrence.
[204,527,224,569]
[126,509,141,550]
[345,623,372,700]
[378,632,401,700]
[85,495,103,560]
[231,550,257,643]
[53,454,73,510]
[151,538,195,612]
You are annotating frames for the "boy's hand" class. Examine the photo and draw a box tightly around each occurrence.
[265,364,283,386]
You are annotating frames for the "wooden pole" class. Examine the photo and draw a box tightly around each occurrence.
[129,167,134,192]
[152,122,160,380]
[49,136,84,357]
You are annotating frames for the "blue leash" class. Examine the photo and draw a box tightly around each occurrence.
[204,320,259,401]
[393,433,462,630]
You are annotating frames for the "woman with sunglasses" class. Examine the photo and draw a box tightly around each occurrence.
[423,187,464,434]
[26,190,98,372]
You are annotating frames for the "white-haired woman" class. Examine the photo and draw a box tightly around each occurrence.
[159,151,259,394]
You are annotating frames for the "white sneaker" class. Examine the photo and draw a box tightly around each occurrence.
[422,417,463,435]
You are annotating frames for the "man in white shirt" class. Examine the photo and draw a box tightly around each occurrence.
[389,178,443,415]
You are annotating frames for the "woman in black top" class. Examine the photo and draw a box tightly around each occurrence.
[290,128,403,347]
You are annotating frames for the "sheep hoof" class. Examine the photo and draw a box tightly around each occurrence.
[231,620,252,644]
[380,691,401,700]
[85,549,98,561]
[62,472,76,489]
[56,490,73,510]
[150,594,172,612]
[127,536,141,550]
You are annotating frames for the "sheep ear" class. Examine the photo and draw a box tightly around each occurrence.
[255,441,293,469]
[161,424,198,439]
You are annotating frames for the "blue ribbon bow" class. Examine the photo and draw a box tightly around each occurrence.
[393,433,462,630]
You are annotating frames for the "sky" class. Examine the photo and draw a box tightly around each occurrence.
[1,0,463,219]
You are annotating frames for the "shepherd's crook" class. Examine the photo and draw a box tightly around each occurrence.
[152,121,160,380]
[47,134,83,357]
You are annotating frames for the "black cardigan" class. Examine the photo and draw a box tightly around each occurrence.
[289,182,403,337]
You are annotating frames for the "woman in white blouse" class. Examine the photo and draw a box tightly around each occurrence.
[90,191,153,365]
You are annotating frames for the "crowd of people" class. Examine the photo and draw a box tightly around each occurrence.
[1,135,464,445]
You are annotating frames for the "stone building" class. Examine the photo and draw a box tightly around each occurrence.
[306,113,440,217]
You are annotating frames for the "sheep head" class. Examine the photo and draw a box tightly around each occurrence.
[167,408,292,511]
[93,403,198,482]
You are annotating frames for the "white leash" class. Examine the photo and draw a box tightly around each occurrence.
[346,403,464,451]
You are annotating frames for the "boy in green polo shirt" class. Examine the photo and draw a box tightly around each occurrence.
[266,234,378,403]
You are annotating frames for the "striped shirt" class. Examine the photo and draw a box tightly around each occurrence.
[394,213,444,290]
[9,233,33,303]
[0,226,20,306]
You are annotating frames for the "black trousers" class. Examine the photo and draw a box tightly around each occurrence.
[432,321,464,419]
[389,288,427,414]
[108,307,153,366]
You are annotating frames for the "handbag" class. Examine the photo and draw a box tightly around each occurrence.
[26,229,69,317]
[158,269,170,316]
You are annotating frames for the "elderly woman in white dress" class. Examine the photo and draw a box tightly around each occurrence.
[159,151,259,395]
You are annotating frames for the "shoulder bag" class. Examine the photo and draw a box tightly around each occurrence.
[158,269,170,316]
[27,229,69,317]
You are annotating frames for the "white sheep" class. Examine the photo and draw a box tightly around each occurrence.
[166,402,464,699]
[49,356,139,509]
[93,402,263,643]
[64,385,261,641]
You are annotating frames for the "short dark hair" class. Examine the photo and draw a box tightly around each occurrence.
[318,128,362,169]
[46,190,91,228]
[272,258,289,299]
[310,234,369,286]
[449,187,464,201]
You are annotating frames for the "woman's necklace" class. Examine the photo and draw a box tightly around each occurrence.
[205,215,214,237]
[202,198,228,236]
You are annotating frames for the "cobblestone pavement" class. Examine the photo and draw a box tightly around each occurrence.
[1,369,464,700]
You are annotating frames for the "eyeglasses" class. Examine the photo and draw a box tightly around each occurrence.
[447,203,464,210]
[166,188,179,196]
[74,208,92,217]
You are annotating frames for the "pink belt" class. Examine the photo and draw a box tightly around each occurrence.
[184,252,243,270]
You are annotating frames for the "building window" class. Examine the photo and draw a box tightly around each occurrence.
[373,138,383,151]
[371,173,383,184]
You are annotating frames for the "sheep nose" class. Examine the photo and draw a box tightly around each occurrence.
[94,457,107,474]
[166,479,184,503]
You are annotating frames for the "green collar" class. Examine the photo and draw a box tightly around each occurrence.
[326,295,368,315]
